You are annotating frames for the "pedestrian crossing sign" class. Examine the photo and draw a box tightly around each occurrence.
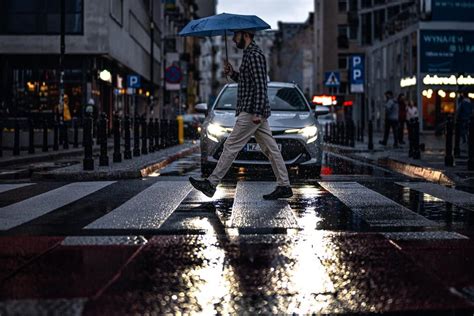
[324,71,341,87]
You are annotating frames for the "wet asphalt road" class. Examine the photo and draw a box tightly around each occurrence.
[1,152,474,315]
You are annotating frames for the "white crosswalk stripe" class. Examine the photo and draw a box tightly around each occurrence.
[230,182,299,230]
[397,182,474,208]
[85,181,192,230]
[0,183,35,194]
[318,182,440,228]
[0,182,115,230]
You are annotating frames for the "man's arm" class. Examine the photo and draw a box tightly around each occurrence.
[248,52,268,117]
[224,61,239,82]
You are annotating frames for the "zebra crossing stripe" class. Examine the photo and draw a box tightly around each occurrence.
[0,298,86,315]
[396,182,474,207]
[318,182,440,228]
[0,183,35,194]
[0,182,115,231]
[230,182,299,230]
[85,181,192,230]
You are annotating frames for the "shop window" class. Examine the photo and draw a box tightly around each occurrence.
[0,0,83,35]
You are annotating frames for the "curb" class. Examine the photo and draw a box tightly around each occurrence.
[32,144,200,181]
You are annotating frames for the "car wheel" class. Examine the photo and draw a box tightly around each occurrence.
[300,165,321,179]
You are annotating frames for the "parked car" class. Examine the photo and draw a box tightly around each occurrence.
[182,113,205,139]
[197,82,329,178]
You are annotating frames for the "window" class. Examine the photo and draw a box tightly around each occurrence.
[0,0,83,35]
[337,24,349,37]
[110,0,123,25]
[338,0,347,12]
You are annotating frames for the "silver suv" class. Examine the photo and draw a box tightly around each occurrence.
[197,82,329,178]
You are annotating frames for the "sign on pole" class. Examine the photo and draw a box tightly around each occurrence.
[127,75,141,88]
[350,55,365,93]
[324,71,340,87]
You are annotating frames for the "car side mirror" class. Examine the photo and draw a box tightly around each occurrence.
[314,105,330,116]
[195,103,208,115]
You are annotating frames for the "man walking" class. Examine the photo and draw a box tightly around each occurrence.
[189,29,292,200]
[379,90,399,148]
[457,91,472,143]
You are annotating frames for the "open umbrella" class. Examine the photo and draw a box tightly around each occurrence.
[179,13,271,62]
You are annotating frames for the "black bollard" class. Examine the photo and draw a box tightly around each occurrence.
[361,123,364,143]
[28,118,35,154]
[356,121,361,142]
[445,116,454,167]
[99,112,109,166]
[349,120,355,147]
[73,117,79,148]
[141,116,148,155]
[42,119,48,152]
[454,119,461,158]
[123,115,132,159]
[468,117,474,170]
[133,115,140,157]
[368,120,374,150]
[83,113,94,170]
[148,118,155,153]
[13,119,20,156]
[53,117,59,151]
[160,119,166,148]
[412,118,421,159]
[154,118,160,151]
[342,122,347,146]
[63,121,69,150]
[0,121,3,157]
[324,123,329,142]
[331,122,336,144]
[113,114,122,163]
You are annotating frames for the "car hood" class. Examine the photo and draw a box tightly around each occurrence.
[211,110,315,131]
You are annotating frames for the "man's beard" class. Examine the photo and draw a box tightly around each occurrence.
[236,37,246,49]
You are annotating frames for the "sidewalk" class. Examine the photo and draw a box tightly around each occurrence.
[0,140,199,181]
[323,131,474,186]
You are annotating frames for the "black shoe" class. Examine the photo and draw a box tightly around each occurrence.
[263,186,293,200]
[189,177,216,198]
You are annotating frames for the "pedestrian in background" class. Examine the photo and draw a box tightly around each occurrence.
[189,29,292,200]
[379,90,399,148]
[457,91,473,143]
[397,93,407,144]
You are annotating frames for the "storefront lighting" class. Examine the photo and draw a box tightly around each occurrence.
[422,90,428,97]
[400,76,417,88]
[99,70,112,83]
[423,75,474,86]
[469,93,474,99]
[146,91,150,97]
[26,81,35,91]
[450,92,456,98]
[138,89,143,95]
[438,90,446,98]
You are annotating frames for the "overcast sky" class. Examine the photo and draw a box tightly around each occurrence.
[216,0,314,30]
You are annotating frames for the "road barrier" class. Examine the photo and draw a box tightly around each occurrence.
[113,114,122,163]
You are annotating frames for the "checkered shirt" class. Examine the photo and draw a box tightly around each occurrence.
[230,41,271,119]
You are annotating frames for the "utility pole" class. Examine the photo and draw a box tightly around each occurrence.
[59,0,65,117]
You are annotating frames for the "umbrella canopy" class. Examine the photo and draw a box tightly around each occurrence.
[178,13,270,37]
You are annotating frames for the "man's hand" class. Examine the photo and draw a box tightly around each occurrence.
[252,114,262,124]
[223,61,234,77]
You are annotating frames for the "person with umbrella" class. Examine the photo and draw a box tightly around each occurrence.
[188,28,293,200]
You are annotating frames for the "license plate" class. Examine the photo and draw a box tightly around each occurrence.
[244,143,282,152]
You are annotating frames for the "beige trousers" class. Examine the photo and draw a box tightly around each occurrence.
[208,112,290,187]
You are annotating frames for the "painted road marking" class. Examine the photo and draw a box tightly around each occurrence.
[318,182,440,228]
[383,231,468,240]
[397,182,474,208]
[0,182,115,231]
[230,182,299,231]
[0,183,35,194]
[86,181,192,230]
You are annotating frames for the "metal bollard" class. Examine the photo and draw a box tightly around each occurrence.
[331,122,336,144]
[368,120,374,150]
[412,118,421,159]
[28,118,35,154]
[42,119,48,152]
[133,115,140,157]
[53,118,59,151]
[0,122,3,157]
[63,121,69,150]
[83,113,94,170]
[73,117,79,148]
[445,116,454,167]
[342,122,347,146]
[324,123,329,142]
[361,123,364,143]
[113,114,122,163]
[454,119,461,158]
[99,113,109,166]
[148,118,155,153]
[141,116,148,155]
[154,119,160,151]
[13,119,20,156]
[123,115,132,160]
[468,117,474,170]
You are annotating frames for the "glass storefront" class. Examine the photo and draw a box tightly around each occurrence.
[421,88,457,131]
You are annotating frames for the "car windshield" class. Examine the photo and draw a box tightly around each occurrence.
[214,86,309,112]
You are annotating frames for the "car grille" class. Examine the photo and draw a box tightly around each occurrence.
[212,138,308,162]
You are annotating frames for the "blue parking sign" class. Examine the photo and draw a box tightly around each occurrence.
[127,75,141,88]
[350,55,364,93]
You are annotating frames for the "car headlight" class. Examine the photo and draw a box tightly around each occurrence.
[207,123,232,142]
[285,125,318,143]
